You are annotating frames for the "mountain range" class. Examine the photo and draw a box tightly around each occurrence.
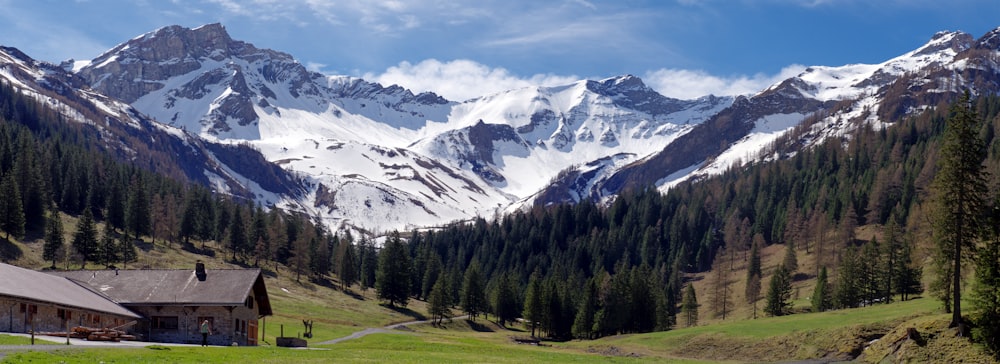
[1,23,999,234]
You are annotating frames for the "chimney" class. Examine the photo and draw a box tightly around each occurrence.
[195,260,207,281]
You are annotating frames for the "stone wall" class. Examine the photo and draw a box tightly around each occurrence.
[130,300,261,346]
[0,296,134,334]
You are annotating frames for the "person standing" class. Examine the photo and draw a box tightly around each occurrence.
[200,320,211,346]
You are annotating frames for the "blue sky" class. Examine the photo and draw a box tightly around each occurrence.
[1,0,998,100]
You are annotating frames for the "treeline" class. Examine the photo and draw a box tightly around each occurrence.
[353,93,1000,342]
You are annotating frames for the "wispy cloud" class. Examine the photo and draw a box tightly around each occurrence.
[643,65,806,99]
[365,59,579,101]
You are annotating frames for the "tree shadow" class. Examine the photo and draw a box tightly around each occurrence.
[792,272,812,282]
[0,237,23,261]
[342,289,366,301]
[381,304,427,321]
[134,239,155,252]
[181,242,216,257]
[466,319,494,332]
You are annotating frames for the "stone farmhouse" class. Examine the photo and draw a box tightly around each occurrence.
[1,262,271,346]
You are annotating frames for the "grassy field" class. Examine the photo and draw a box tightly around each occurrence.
[0,334,61,345]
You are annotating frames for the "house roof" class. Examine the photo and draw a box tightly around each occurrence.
[0,262,141,319]
[49,268,272,316]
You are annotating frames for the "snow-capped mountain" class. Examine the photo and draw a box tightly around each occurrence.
[72,24,731,232]
[5,23,1000,235]
[579,28,1000,199]
[0,45,303,204]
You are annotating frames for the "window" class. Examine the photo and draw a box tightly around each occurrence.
[152,316,179,330]
[58,309,72,320]
[246,296,254,309]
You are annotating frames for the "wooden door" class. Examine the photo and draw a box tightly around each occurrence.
[248,320,258,346]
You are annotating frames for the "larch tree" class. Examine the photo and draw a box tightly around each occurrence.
[932,91,988,330]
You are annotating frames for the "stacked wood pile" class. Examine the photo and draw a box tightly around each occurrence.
[39,326,137,341]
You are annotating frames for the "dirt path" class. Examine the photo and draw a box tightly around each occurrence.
[316,315,469,345]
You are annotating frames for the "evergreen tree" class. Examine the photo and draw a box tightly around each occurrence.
[460,262,487,321]
[572,279,598,339]
[97,221,118,267]
[421,254,443,300]
[71,209,98,268]
[765,264,792,316]
[228,207,247,262]
[125,175,151,240]
[119,229,137,269]
[523,272,543,337]
[0,172,25,241]
[337,240,358,291]
[834,246,862,308]
[427,275,451,325]
[932,91,988,329]
[681,284,699,327]
[811,266,832,312]
[973,204,1000,359]
[42,205,64,268]
[359,238,378,292]
[492,273,520,327]
[376,232,412,307]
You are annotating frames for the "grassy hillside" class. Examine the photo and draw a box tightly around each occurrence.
[2,215,997,363]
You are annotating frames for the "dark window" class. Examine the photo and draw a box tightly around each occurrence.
[152,316,179,330]
[246,296,254,309]
[58,309,72,320]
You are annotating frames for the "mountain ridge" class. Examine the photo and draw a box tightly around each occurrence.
[3,24,1000,234]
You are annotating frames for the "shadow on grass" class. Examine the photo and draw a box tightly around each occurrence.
[466,319,495,332]
[181,242,216,257]
[343,289,366,301]
[382,304,428,321]
[0,237,23,261]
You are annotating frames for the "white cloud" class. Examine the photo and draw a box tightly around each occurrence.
[365,59,579,102]
[643,65,806,99]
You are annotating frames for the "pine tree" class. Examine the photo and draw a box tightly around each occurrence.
[460,262,487,321]
[427,275,451,325]
[376,232,411,307]
[492,273,520,327]
[572,279,598,339]
[765,264,792,316]
[0,172,25,241]
[97,221,118,267]
[125,175,151,240]
[71,208,98,268]
[523,272,543,337]
[973,203,1000,359]
[337,240,358,291]
[834,246,862,309]
[932,91,988,329]
[42,205,64,268]
[119,229,137,269]
[811,266,832,312]
[681,284,699,327]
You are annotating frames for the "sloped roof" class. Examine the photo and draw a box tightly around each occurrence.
[49,268,272,316]
[0,262,141,318]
